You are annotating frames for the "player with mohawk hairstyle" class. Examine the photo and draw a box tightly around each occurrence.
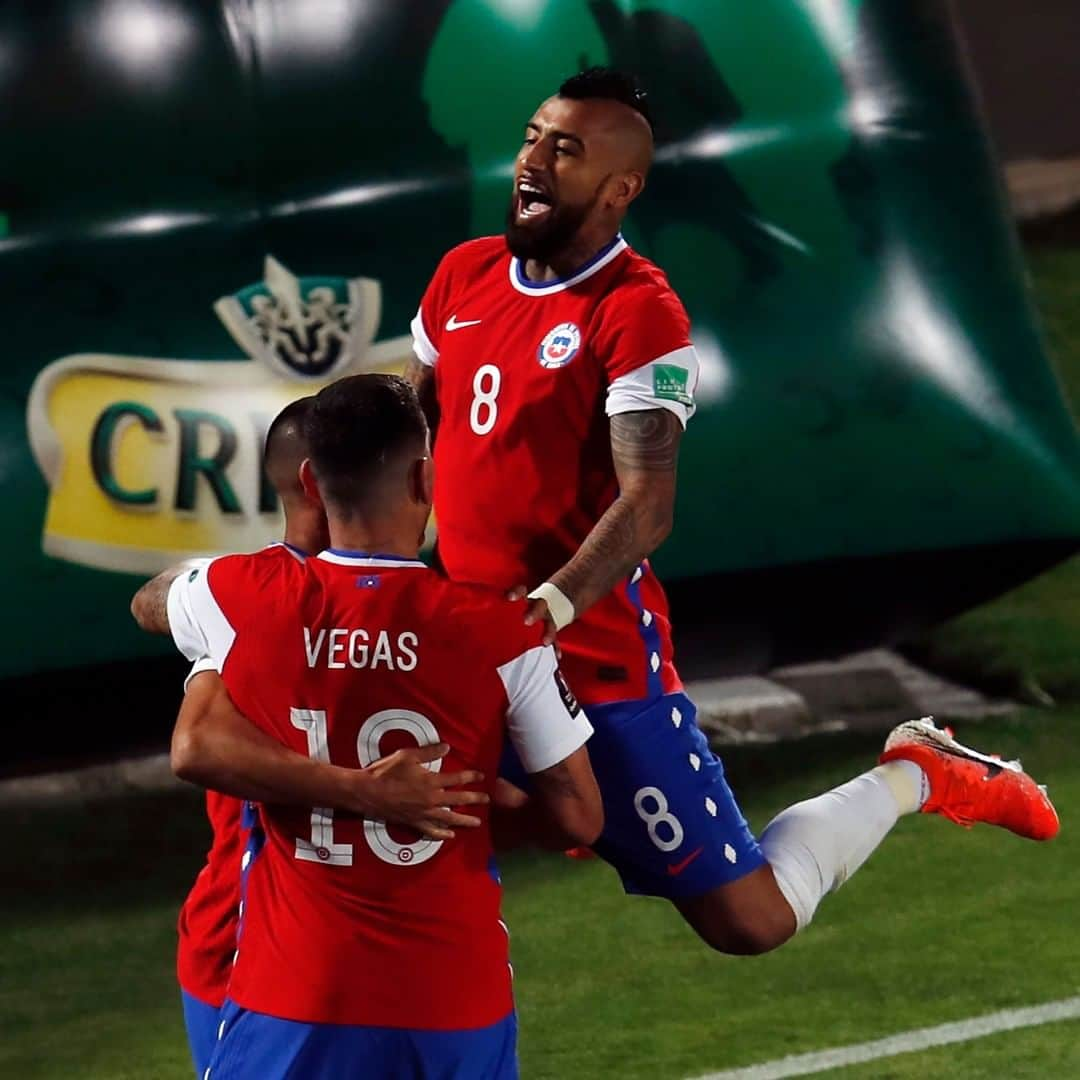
[406,65,1058,958]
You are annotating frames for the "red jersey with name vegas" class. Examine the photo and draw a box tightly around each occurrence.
[412,235,700,707]
[165,545,591,1029]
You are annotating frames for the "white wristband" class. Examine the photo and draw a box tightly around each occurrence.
[527,582,576,631]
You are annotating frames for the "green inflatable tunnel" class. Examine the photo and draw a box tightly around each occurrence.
[0,0,1077,763]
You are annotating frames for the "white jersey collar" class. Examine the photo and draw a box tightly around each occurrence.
[508,234,628,297]
[317,549,427,569]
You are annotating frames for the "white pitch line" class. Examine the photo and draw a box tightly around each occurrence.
[688,995,1080,1080]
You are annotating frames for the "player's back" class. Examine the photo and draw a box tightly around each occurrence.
[204,547,543,1029]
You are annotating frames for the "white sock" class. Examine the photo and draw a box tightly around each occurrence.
[759,760,926,932]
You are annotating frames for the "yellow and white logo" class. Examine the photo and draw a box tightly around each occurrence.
[27,257,412,574]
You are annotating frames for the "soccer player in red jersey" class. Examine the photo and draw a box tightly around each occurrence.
[142,375,601,1078]
[134,397,495,1079]
[405,68,1058,957]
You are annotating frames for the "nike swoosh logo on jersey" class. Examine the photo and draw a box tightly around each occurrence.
[666,846,705,876]
[445,314,482,331]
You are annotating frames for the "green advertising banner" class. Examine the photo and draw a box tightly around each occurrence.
[1,0,1078,699]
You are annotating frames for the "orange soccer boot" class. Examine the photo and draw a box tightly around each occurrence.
[880,717,1059,841]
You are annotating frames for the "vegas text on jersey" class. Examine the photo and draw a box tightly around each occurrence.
[166,545,592,1028]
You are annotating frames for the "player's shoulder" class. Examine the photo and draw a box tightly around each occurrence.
[610,247,688,314]
[590,247,690,357]
[205,543,307,600]
[427,577,545,664]
[439,235,508,277]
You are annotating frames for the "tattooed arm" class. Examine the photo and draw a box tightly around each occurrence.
[403,356,440,445]
[130,560,205,634]
[491,747,603,851]
[521,408,682,643]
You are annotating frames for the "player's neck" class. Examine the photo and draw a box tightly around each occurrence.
[282,508,328,557]
[524,227,620,282]
[282,528,319,556]
[326,522,420,561]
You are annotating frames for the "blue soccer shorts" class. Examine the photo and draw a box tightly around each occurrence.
[205,1000,518,1080]
[502,690,765,899]
[181,989,221,1079]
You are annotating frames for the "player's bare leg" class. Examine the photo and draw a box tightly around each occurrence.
[675,863,797,955]
[675,718,1058,955]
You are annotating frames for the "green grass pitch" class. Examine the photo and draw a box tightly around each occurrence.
[3,709,1079,1079]
[4,250,1079,1077]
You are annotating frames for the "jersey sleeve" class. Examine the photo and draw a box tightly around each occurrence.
[167,550,295,670]
[183,655,218,692]
[410,250,457,367]
[594,282,700,427]
[496,644,593,773]
[166,558,234,666]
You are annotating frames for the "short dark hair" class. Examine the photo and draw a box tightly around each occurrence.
[304,374,427,515]
[559,66,653,131]
[263,395,314,471]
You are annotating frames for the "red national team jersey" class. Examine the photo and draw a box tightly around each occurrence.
[176,790,245,1006]
[167,546,591,1029]
[411,235,700,706]
[174,551,284,1008]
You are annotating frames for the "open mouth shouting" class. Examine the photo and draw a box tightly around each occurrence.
[515,176,555,224]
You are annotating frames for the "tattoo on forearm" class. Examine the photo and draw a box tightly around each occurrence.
[133,569,179,633]
[549,409,680,615]
[133,562,199,634]
[551,498,639,613]
[610,409,682,472]
[145,580,170,631]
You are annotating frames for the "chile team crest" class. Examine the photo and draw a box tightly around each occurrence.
[538,322,581,369]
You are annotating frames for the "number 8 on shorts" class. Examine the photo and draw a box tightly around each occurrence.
[634,786,685,852]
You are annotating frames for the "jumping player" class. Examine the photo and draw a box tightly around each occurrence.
[404,67,1058,956]
[140,375,601,1078]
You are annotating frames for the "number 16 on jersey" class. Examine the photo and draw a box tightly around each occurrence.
[291,707,445,868]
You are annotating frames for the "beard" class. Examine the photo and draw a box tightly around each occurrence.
[504,188,601,263]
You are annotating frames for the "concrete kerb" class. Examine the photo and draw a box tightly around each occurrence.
[0,650,1014,805]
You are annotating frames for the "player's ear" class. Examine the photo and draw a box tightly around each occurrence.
[410,456,434,507]
[298,459,324,509]
[610,170,645,209]
[420,456,435,506]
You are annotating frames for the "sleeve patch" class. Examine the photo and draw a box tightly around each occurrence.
[606,345,699,426]
[554,668,580,717]
[652,363,693,406]
[166,558,237,667]
[497,644,593,774]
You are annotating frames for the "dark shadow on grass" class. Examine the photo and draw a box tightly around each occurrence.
[1,788,209,919]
